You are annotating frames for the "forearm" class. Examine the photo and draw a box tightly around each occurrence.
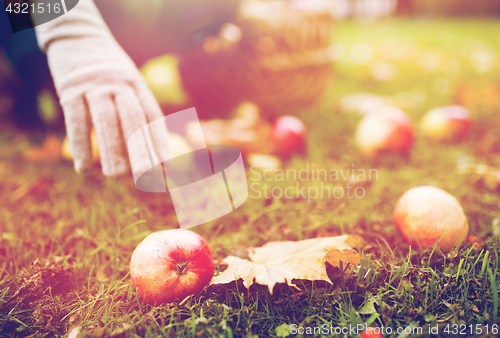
[34,0,112,52]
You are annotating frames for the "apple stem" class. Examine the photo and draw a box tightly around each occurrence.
[177,262,188,275]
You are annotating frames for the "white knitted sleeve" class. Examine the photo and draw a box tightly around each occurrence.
[34,0,113,52]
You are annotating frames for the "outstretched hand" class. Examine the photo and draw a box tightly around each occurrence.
[35,0,170,177]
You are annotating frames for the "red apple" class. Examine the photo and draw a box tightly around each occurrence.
[140,55,187,106]
[354,107,414,156]
[393,186,468,253]
[421,105,472,142]
[130,229,214,305]
[467,235,483,249]
[271,115,306,157]
[168,133,193,158]
[361,328,382,338]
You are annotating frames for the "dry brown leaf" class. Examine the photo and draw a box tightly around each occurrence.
[11,177,46,201]
[346,234,366,250]
[211,235,361,293]
[324,249,362,270]
[189,113,273,154]
[457,163,500,189]
[24,134,62,162]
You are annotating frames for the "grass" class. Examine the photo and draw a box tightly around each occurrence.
[1,18,500,337]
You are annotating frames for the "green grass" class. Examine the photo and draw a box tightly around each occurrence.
[1,18,500,337]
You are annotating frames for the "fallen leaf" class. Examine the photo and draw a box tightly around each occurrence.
[23,134,61,162]
[212,256,301,293]
[67,327,80,338]
[346,234,366,249]
[11,177,46,201]
[189,113,273,154]
[324,249,362,270]
[457,162,500,189]
[211,235,360,293]
[249,235,354,263]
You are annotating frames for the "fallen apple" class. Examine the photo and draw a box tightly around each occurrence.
[168,133,193,158]
[421,105,472,142]
[360,328,382,338]
[61,129,100,163]
[271,115,306,157]
[354,107,414,156]
[140,55,188,106]
[467,235,483,249]
[234,101,261,121]
[393,186,468,252]
[130,229,214,305]
[247,153,282,171]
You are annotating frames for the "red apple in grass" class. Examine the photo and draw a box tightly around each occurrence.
[130,229,214,305]
[271,116,306,157]
[361,328,382,338]
[354,107,414,156]
[421,105,472,142]
[467,235,483,249]
[393,186,468,253]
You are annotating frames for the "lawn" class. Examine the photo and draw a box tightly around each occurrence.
[1,18,500,337]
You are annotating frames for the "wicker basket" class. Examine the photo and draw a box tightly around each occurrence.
[178,2,334,118]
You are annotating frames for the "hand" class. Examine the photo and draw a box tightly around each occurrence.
[35,0,170,177]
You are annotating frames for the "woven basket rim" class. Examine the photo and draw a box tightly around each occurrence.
[257,44,335,70]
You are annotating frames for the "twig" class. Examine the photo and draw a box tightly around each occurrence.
[427,272,452,311]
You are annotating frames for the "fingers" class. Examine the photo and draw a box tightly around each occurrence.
[114,87,155,177]
[136,80,164,122]
[61,97,93,173]
[135,81,172,163]
[86,87,129,177]
[72,82,169,179]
